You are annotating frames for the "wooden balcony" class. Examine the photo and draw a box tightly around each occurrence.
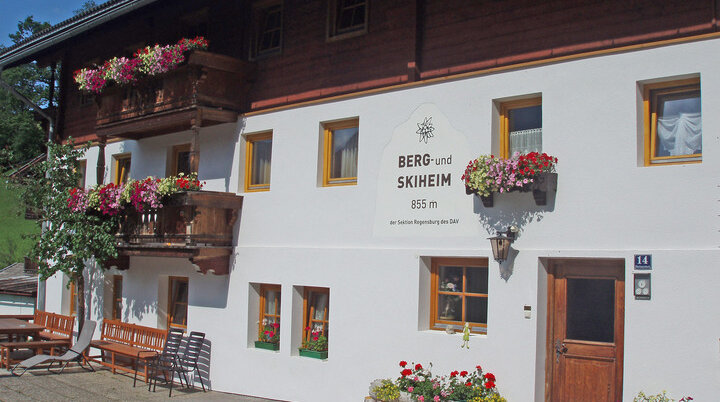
[107,191,243,275]
[95,51,254,139]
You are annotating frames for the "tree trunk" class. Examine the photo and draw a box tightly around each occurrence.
[75,272,86,333]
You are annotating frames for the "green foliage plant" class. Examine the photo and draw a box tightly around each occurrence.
[301,326,328,351]
[12,140,118,331]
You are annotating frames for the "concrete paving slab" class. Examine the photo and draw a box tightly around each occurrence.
[0,365,284,401]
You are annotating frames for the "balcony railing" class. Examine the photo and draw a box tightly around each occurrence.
[109,191,243,275]
[95,51,254,139]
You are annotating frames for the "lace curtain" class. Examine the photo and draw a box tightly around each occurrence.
[657,112,702,156]
[509,128,542,155]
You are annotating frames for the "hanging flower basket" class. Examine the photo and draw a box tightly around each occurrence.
[462,152,558,207]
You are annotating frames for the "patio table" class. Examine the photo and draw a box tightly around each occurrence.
[0,318,44,342]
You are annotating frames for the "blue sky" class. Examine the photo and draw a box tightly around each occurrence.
[1,1,92,48]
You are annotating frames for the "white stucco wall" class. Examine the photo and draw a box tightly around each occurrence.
[43,37,720,401]
[0,294,35,314]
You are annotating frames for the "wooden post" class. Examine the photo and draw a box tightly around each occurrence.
[96,137,106,185]
[189,110,202,173]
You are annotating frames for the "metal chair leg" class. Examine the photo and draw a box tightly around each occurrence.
[195,364,205,392]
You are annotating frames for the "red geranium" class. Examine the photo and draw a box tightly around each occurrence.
[485,381,496,389]
[401,368,412,377]
[399,361,407,367]
[484,372,496,382]
[460,370,468,377]
[415,363,423,371]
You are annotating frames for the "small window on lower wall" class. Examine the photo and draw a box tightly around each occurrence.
[112,275,123,321]
[258,284,281,345]
[69,281,78,317]
[431,257,489,333]
[643,77,701,165]
[303,287,329,346]
[168,277,189,330]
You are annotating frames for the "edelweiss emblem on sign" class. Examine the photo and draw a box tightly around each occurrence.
[416,116,435,144]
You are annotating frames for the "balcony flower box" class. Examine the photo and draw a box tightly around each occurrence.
[462,152,558,207]
[299,348,328,360]
[254,341,279,351]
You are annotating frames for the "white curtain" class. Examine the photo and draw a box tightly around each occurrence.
[252,141,272,185]
[657,112,702,156]
[509,128,542,155]
[340,146,358,178]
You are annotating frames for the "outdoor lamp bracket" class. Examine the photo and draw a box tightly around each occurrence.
[488,226,518,263]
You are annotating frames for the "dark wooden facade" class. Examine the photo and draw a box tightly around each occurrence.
[95,51,253,140]
[39,0,718,144]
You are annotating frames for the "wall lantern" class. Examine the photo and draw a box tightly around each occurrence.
[488,227,517,263]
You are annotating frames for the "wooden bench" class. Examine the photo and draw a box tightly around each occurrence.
[0,340,70,369]
[88,320,168,381]
[33,310,75,342]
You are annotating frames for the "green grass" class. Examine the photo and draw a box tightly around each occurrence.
[0,180,39,267]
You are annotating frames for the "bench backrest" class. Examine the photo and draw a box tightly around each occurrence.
[101,319,168,351]
[34,310,50,327]
[34,310,75,337]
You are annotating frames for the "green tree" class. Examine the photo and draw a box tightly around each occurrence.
[0,16,52,167]
[14,141,118,331]
[74,1,98,15]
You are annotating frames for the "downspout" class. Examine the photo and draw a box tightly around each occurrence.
[0,65,56,311]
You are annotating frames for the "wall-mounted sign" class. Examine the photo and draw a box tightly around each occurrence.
[373,104,477,237]
[634,254,652,270]
[633,273,651,300]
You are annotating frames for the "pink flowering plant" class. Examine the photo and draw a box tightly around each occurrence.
[301,326,328,351]
[67,172,203,216]
[388,360,506,402]
[73,37,209,94]
[259,320,280,344]
[462,152,557,197]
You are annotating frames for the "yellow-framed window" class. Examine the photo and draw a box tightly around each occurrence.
[323,119,359,186]
[171,144,192,177]
[302,287,329,343]
[245,132,273,192]
[499,98,542,159]
[258,284,281,340]
[112,275,123,321]
[253,2,283,57]
[77,159,87,188]
[168,276,189,329]
[328,0,368,39]
[643,78,701,166]
[430,257,489,334]
[113,154,131,185]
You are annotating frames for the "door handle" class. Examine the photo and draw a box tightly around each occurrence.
[554,340,568,362]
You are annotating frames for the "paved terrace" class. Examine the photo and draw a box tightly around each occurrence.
[0,365,283,401]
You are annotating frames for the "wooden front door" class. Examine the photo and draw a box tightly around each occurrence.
[547,259,624,402]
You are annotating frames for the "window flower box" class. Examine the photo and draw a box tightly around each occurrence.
[254,341,279,351]
[299,348,328,359]
[462,152,558,207]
